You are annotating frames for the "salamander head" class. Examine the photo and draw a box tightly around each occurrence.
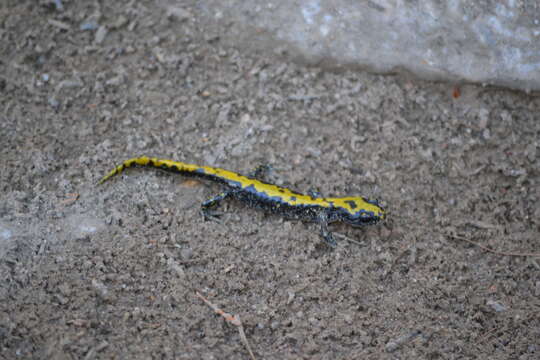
[333,197,386,226]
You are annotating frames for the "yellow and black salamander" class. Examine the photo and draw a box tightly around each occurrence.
[99,156,386,247]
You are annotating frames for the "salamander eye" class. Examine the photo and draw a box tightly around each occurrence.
[365,198,380,207]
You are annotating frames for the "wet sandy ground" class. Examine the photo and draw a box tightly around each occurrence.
[1,1,539,359]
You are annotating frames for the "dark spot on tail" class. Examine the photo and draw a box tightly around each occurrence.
[345,200,357,209]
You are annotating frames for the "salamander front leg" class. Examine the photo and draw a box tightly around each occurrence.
[247,164,272,180]
[317,211,337,248]
[201,190,236,222]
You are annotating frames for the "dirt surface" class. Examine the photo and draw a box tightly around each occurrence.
[1,1,539,359]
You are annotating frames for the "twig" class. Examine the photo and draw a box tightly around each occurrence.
[446,233,540,257]
[385,330,422,352]
[196,292,256,360]
[60,193,79,206]
[477,325,507,344]
[464,220,499,230]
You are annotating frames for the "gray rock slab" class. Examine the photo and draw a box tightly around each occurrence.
[198,0,540,92]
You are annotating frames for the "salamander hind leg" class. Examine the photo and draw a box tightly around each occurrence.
[317,211,337,248]
[247,164,272,180]
[200,190,236,222]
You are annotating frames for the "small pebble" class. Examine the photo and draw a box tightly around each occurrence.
[80,21,99,31]
[95,25,108,44]
[48,19,70,30]
[53,0,64,11]
[486,299,507,312]
[112,15,128,29]
[48,97,59,109]
[57,79,83,90]
[166,7,191,21]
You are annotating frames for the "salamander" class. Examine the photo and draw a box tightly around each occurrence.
[99,156,386,247]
